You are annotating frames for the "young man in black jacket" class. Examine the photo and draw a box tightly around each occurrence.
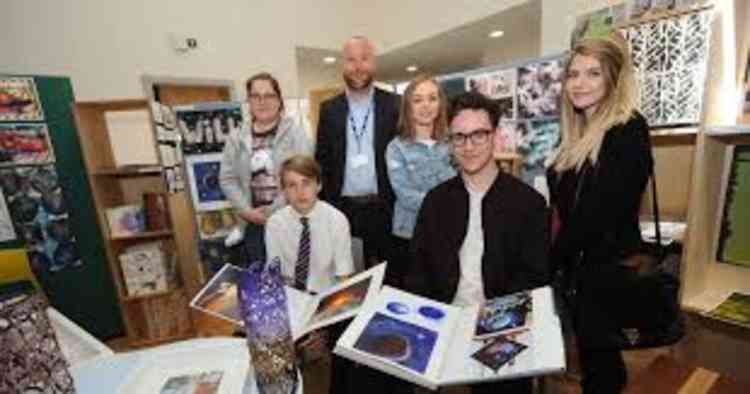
[407,91,550,394]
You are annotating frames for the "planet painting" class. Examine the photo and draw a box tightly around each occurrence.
[354,312,437,374]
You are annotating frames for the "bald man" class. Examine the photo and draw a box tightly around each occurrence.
[315,36,399,274]
[315,37,409,394]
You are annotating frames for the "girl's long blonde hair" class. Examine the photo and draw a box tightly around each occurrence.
[553,34,639,172]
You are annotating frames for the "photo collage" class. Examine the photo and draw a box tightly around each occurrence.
[0,77,82,273]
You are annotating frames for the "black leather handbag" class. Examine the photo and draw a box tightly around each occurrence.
[603,174,685,350]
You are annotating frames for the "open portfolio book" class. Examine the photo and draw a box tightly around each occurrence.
[333,286,565,390]
[190,263,386,340]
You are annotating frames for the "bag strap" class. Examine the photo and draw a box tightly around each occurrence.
[649,169,668,263]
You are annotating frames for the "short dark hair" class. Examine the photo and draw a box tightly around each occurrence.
[448,91,500,128]
[245,72,285,112]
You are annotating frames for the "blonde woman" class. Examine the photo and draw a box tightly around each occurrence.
[547,36,654,393]
[385,74,455,288]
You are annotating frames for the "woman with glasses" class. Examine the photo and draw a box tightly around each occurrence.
[220,72,311,266]
[547,36,654,393]
[385,74,456,288]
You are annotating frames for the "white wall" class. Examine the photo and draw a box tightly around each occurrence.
[0,0,363,100]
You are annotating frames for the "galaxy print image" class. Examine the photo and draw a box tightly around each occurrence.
[387,302,410,315]
[309,277,371,325]
[475,291,532,339]
[418,306,446,321]
[471,336,527,372]
[0,165,81,272]
[354,312,438,374]
[185,153,230,212]
[238,260,298,394]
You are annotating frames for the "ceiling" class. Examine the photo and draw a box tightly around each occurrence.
[295,0,542,92]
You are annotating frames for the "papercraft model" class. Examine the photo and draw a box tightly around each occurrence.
[238,260,298,394]
[335,286,565,390]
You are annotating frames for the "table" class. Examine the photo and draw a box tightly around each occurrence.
[71,337,303,393]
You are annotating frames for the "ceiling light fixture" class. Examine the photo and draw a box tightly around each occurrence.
[406,65,419,73]
[323,56,336,64]
[488,30,504,38]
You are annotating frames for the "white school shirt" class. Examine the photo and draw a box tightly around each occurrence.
[265,201,355,293]
[452,186,487,307]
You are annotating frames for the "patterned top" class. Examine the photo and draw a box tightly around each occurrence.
[249,127,278,207]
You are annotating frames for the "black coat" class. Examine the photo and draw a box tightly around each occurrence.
[547,112,654,348]
[548,112,653,271]
[406,173,550,303]
[314,88,399,209]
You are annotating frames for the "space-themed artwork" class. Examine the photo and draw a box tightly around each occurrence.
[237,259,299,394]
[471,336,528,372]
[0,165,81,272]
[475,291,533,339]
[354,312,438,374]
[185,153,230,212]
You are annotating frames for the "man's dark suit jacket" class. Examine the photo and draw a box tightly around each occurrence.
[314,87,399,209]
[407,173,550,303]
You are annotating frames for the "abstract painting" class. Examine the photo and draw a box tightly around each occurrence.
[0,124,55,166]
[516,58,564,120]
[716,145,750,267]
[354,312,438,374]
[0,165,81,272]
[0,77,44,122]
[621,9,712,127]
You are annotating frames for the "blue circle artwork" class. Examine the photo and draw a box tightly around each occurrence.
[386,302,410,315]
[418,306,445,320]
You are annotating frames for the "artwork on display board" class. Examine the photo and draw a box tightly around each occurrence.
[707,292,750,329]
[438,77,468,100]
[497,119,561,186]
[572,4,627,44]
[0,124,55,166]
[624,0,707,21]
[0,165,81,272]
[150,101,184,192]
[174,102,245,154]
[0,77,44,122]
[198,238,235,276]
[184,153,230,212]
[197,208,238,240]
[516,58,564,120]
[465,69,517,100]
[0,189,15,242]
[621,8,712,127]
[716,145,750,268]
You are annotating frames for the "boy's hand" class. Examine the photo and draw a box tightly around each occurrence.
[296,330,329,364]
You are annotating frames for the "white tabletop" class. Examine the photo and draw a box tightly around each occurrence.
[71,337,303,393]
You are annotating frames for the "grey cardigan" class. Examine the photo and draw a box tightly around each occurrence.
[219,116,312,219]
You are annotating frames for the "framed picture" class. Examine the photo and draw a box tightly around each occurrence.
[0,77,44,122]
[184,153,230,212]
[174,102,245,154]
[716,145,750,267]
[0,124,55,166]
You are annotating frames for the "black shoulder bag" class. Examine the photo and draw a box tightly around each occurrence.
[606,174,686,349]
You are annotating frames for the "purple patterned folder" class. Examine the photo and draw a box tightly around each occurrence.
[238,259,298,394]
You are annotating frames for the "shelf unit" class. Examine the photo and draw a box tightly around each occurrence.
[73,99,198,346]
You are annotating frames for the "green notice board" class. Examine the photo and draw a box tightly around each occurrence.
[717,145,750,267]
[0,75,123,339]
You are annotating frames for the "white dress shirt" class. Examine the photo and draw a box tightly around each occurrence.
[265,201,355,293]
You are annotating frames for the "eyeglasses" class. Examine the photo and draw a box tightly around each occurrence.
[448,128,492,147]
[249,93,279,102]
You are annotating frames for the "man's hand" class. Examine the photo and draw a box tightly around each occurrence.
[239,207,267,225]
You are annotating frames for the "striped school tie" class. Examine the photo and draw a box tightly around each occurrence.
[294,217,310,290]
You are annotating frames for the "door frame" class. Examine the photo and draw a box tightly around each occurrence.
[140,75,238,102]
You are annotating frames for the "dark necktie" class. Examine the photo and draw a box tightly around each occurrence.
[294,217,310,290]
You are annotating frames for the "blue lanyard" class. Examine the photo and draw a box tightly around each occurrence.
[349,101,373,153]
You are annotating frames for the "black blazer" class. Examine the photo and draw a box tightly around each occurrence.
[314,88,399,209]
[548,112,654,271]
[406,173,550,303]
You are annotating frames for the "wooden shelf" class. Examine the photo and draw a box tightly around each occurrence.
[121,287,183,303]
[109,229,173,241]
[94,165,163,176]
[706,125,750,136]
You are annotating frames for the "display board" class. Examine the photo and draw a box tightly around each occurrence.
[0,75,122,338]
[716,145,750,267]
